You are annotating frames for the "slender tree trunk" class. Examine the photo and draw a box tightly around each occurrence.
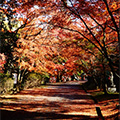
[93,76,99,89]
[102,57,108,94]
[16,68,28,91]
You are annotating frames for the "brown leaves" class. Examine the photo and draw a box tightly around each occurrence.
[0,83,119,119]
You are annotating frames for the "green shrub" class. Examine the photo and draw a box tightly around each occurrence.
[0,73,13,94]
[24,72,49,89]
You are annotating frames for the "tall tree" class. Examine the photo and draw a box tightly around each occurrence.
[2,0,119,90]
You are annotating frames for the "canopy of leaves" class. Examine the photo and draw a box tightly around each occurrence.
[1,0,119,78]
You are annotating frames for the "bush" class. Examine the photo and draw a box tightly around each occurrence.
[24,72,49,89]
[0,73,13,94]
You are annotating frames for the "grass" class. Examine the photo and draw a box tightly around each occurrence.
[90,90,119,102]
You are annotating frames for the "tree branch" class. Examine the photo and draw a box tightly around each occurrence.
[61,0,104,54]
[102,0,119,35]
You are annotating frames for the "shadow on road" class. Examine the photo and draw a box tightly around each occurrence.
[1,109,98,120]
[0,81,119,120]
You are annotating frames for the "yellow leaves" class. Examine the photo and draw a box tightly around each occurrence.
[111,2,117,9]
[109,1,119,12]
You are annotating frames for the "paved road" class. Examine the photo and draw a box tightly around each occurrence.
[0,81,118,120]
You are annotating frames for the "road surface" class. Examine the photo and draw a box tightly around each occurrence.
[0,81,118,120]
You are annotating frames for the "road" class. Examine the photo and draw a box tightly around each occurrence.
[0,81,118,120]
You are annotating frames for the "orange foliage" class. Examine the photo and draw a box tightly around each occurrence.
[0,53,6,73]
[8,0,118,76]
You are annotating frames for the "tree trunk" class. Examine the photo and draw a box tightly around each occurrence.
[96,107,105,120]
[16,68,28,91]
[102,62,108,94]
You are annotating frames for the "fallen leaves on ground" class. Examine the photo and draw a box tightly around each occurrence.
[0,81,119,120]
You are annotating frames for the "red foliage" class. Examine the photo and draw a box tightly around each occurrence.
[3,0,118,76]
[0,53,6,73]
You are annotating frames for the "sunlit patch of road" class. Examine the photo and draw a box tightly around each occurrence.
[0,81,119,119]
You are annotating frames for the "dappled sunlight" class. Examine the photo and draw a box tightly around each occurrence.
[0,82,119,119]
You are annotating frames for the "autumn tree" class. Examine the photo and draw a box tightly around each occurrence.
[0,53,6,73]
[0,1,19,73]
[0,0,33,91]
[2,0,119,91]
[18,0,118,91]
